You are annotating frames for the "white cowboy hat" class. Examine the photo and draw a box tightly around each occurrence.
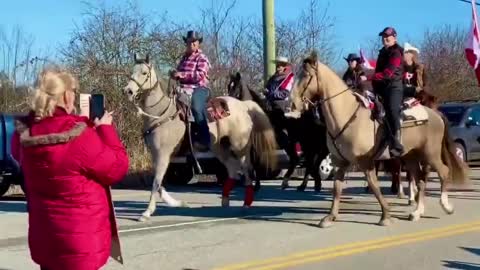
[404,42,420,54]
[274,56,290,64]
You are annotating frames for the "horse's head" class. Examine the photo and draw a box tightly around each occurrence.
[227,72,242,98]
[290,51,344,113]
[291,51,321,113]
[124,53,159,102]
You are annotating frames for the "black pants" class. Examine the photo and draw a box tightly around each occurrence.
[376,88,403,151]
[403,86,416,98]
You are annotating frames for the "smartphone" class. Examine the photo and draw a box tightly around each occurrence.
[89,94,105,121]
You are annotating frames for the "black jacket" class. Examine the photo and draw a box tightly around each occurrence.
[372,43,404,92]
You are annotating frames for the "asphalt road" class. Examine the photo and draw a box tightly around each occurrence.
[0,169,479,270]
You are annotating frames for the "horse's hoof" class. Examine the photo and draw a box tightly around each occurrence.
[138,215,150,222]
[221,197,230,207]
[378,217,394,226]
[242,205,251,210]
[398,193,407,200]
[296,185,306,192]
[319,215,336,228]
[281,182,289,190]
[408,200,416,206]
[441,202,454,215]
[409,213,420,222]
[180,201,190,208]
[254,185,261,192]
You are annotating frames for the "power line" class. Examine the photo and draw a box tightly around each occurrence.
[458,0,480,5]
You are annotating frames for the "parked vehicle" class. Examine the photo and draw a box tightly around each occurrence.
[0,113,26,197]
[437,100,480,163]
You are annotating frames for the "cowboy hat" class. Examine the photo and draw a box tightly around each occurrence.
[183,30,203,43]
[344,53,361,62]
[404,42,420,54]
[274,56,290,64]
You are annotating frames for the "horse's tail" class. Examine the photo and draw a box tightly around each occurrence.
[243,100,278,171]
[440,113,470,185]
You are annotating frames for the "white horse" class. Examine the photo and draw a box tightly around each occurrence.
[124,54,278,221]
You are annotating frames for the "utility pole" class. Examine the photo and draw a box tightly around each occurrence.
[262,0,276,85]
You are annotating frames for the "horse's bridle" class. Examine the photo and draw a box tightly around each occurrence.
[127,63,177,123]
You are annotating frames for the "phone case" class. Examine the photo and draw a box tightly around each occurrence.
[79,94,91,118]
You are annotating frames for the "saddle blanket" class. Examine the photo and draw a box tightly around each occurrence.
[176,89,231,123]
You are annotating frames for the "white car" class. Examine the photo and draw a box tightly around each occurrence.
[319,154,335,180]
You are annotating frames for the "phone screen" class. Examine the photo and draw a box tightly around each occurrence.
[89,94,105,121]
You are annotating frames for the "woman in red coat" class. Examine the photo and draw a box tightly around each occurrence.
[11,68,129,270]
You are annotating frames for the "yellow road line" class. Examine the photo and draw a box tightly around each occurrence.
[215,220,480,270]
[252,225,480,270]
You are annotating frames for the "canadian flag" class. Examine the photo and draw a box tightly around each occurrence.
[465,0,480,85]
[360,48,376,70]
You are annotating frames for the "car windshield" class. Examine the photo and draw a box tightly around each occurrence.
[438,106,466,125]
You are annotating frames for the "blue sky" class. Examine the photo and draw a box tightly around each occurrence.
[0,0,474,67]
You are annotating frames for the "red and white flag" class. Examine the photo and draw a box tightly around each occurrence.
[360,48,376,70]
[465,0,480,85]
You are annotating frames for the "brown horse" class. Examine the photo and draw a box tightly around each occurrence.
[288,52,469,227]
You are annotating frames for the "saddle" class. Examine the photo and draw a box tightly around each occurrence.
[176,90,231,123]
[352,92,428,127]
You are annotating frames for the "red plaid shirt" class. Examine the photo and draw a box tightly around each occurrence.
[176,49,210,94]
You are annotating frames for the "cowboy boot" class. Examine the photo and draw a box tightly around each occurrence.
[389,132,404,158]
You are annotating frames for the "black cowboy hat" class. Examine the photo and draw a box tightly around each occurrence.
[183,30,203,43]
[378,26,397,37]
[344,53,361,62]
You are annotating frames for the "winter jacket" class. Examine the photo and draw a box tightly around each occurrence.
[11,107,129,270]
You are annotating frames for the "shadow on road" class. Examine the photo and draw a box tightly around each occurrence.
[442,247,480,270]
[442,261,480,270]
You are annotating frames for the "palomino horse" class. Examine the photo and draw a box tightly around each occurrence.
[288,51,469,227]
[373,91,439,203]
[228,72,328,192]
[124,55,278,221]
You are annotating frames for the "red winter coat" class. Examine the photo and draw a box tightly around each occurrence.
[11,107,129,270]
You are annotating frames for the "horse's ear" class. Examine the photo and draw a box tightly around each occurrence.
[235,72,241,80]
[310,50,318,63]
[134,53,138,63]
[146,53,150,64]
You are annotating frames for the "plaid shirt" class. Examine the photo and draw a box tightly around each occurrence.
[176,49,211,94]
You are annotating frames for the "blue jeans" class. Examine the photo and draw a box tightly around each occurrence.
[191,87,211,147]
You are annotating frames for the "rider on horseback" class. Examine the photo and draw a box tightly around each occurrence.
[263,56,295,149]
[342,53,367,91]
[264,56,295,112]
[403,42,427,98]
[370,27,405,158]
[170,30,212,151]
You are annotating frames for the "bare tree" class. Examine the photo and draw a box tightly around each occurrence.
[421,25,478,100]
[0,25,47,87]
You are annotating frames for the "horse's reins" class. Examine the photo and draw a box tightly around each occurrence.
[300,65,360,162]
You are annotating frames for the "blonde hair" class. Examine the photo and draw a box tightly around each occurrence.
[31,67,79,120]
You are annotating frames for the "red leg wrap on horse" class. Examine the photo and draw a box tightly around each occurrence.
[244,185,254,206]
[222,178,235,197]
